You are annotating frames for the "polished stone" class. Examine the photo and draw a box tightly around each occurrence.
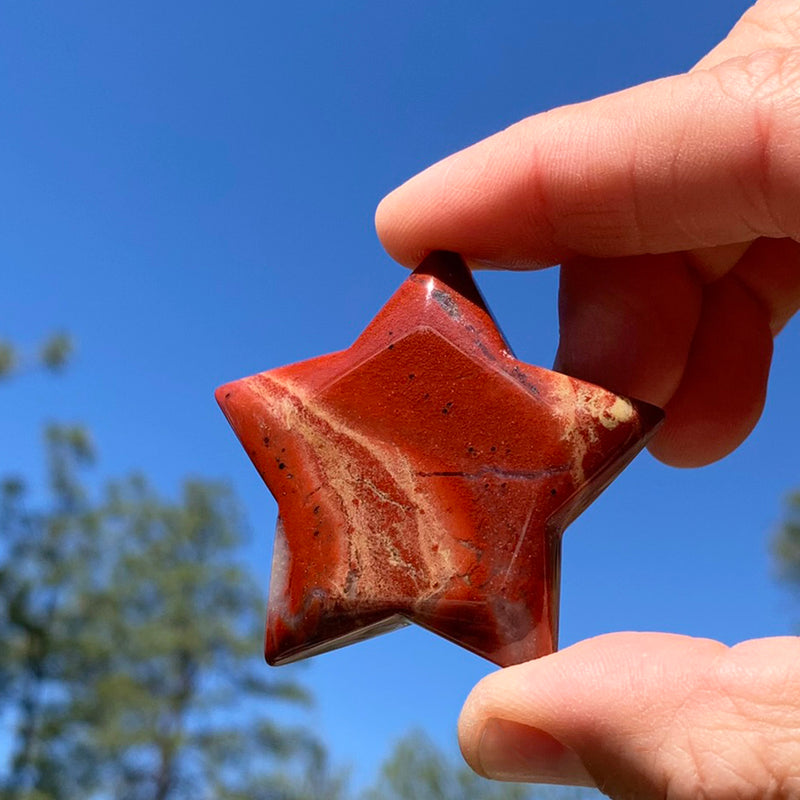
[216,252,662,667]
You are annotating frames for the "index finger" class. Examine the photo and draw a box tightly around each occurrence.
[375,48,800,269]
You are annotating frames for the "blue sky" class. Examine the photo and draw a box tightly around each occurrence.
[3,0,797,792]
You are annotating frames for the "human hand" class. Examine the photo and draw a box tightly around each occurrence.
[376,1,800,796]
[376,0,800,470]
[457,633,800,796]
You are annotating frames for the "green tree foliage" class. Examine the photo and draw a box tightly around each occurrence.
[38,335,72,373]
[0,341,15,377]
[774,491,800,594]
[0,334,72,380]
[0,425,99,800]
[0,426,343,800]
[361,730,595,800]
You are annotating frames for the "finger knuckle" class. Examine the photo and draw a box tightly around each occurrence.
[739,0,800,43]
[742,47,800,109]
[658,644,800,800]
[662,727,793,800]
[714,47,800,238]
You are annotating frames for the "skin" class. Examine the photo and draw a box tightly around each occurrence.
[375,0,800,796]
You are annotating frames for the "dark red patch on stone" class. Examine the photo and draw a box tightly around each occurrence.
[216,252,662,667]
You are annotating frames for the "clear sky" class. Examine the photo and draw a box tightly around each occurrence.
[2,0,797,793]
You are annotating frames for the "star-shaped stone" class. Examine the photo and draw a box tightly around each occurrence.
[216,252,662,667]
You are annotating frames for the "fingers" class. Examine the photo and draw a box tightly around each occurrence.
[695,0,800,70]
[732,236,800,334]
[375,47,800,270]
[649,272,773,466]
[556,251,777,467]
[375,1,800,468]
[459,633,800,799]
[554,253,703,411]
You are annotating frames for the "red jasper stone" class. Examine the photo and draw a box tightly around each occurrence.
[216,252,662,667]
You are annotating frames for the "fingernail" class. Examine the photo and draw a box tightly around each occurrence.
[478,718,594,786]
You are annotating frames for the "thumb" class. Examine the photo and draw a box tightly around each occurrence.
[459,632,800,799]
